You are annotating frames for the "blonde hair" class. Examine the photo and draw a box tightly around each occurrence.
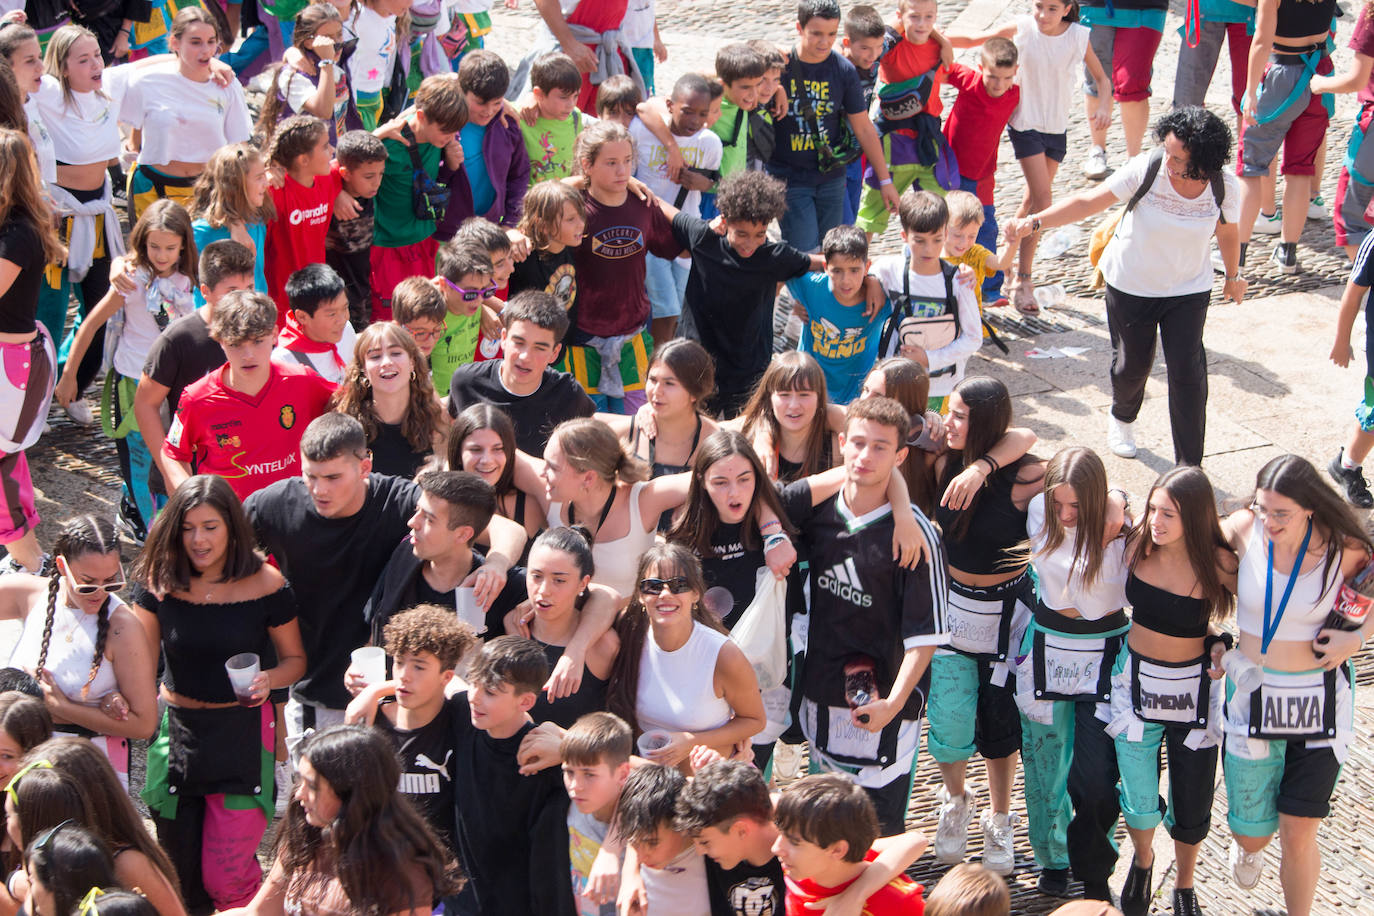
[549,418,648,485]
[925,864,1010,916]
[518,180,586,251]
[43,25,106,111]
[190,143,276,229]
[1036,447,1112,591]
[575,120,636,173]
[944,190,985,228]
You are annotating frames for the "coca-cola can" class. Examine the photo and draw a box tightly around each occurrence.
[1334,582,1374,626]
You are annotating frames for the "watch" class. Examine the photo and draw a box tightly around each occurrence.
[1030,217,1042,233]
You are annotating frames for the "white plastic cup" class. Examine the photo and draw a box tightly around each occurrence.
[225,652,260,705]
[636,729,671,757]
[350,646,387,689]
[454,586,484,633]
[1222,649,1264,693]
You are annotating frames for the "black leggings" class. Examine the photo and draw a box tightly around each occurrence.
[1068,701,1122,885]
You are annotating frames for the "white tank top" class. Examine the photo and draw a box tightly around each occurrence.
[1027,493,1130,620]
[1236,518,1343,642]
[547,481,658,599]
[9,591,122,701]
[635,622,732,735]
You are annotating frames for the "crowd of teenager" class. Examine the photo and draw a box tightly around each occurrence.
[0,0,1372,911]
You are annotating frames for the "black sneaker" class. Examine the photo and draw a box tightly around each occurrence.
[1037,868,1071,898]
[1269,243,1298,275]
[1174,888,1205,916]
[1328,450,1374,508]
[1120,861,1153,916]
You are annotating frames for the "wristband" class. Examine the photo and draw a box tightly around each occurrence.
[759,519,781,533]
[878,178,894,187]
[1204,632,1234,657]
[763,533,791,552]
[979,454,1000,475]
[1226,272,1243,283]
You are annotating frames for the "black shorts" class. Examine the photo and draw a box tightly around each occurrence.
[1009,128,1068,163]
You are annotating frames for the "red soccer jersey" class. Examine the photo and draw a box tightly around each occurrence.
[164,361,336,501]
[266,170,342,317]
[784,851,925,916]
[942,62,1020,199]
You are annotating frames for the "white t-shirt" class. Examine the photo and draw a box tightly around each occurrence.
[1100,150,1242,297]
[1008,16,1091,134]
[629,117,722,217]
[639,846,709,916]
[870,252,982,398]
[31,73,123,166]
[276,61,348,123]
[119,64,252,165]
[113,268,196,380]
[23,98,56,186]
[347,5,398,97]
[444,0,493,17]
[620,0,655,48]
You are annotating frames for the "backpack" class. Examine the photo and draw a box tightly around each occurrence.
[876,254,960,375]
[1088,147,1226,289]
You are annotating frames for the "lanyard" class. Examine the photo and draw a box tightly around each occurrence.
[1262,519,1313,658]
[570,485,617,540]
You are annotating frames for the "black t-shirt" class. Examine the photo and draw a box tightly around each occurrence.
[528,639,607,729]
[446,360,595,456]
[705,855,785,916]
[699,522,765,631]
[370,420,432,480]
[0,220,45,334]
[766,50,866,185]
[509,247,578,333]
[673,212,811,402]
[376,695,462,853]
[245,474,420,709]
[143,311,224,495]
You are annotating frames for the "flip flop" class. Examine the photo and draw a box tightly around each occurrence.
[1013,285,1039,315]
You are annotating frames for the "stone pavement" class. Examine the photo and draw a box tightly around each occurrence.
[16,0,1374,912]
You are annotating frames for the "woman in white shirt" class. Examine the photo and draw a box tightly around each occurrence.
[118,6,252,222]
[1007,106,1245,467]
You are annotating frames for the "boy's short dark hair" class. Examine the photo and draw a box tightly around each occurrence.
[716,171,787,226]
[844,4,885,40]
[382,604,478,671]
[502,290,570,341]
[674,761,773,836]
[596,74,642,116]
[773,774,879,864]
[285,263,346,316]
[435,242,495,285]
[560,711,633,768]
[416,74,468,135]
[846,395,911,445]
[458,49,510,101]
[300,412,369,462]
[531,52,583,96]
[670,72,711,103]
[268,114,328,167]
[415,469,496,534]
[715,43,767,85]
[209,290,277,344]
[454,217,513,257]
[199,239,255,291]
[467,636,549,697]
[0,668,42,698]
[391,276,447,325]
[981,36,1018,70]
[897,188,949,236]
[797,0,842,26]
[822,224,868,263]
[747,39,787,71]
[612,764,687,845]
[705,77,724,102]
[335,129,388,169]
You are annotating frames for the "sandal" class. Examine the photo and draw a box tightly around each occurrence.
[1013,274,1039,315]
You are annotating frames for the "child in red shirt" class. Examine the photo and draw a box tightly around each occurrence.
[266,115,341,325]
[942,37,1020,305]
[164,291,336,502]
[773,775,926,915]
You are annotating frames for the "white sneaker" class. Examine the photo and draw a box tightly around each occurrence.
[1230,839,1264,890]
[65,399,94,426]
[1108,416,1138,458]
[275,760,293,818]
[1083,146,1109,180]
[1252,209,1282,235]
[1308,195,1329,220]
[934,787,976,863]
[980,810,1019,875]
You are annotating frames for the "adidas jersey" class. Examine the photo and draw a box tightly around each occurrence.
[784,481,948,717]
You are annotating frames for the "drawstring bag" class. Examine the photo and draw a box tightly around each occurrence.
[730,567,789,690]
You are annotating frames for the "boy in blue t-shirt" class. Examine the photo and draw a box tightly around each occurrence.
[789,225,890,404]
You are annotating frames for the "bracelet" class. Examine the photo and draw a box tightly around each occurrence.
[119,26,130,34]
[763,532,791,552]
[1030,217,1042,233]
[878,178,894,187]
[1226,272,1243,283]
[759,519,781,533]
[1109,487,1130,510]
[979,454,1000,476]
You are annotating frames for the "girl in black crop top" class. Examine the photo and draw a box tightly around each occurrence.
[449,404,545,545]
[1114,466,1236,916]
[129,475,305,913]
[737,352,841,483]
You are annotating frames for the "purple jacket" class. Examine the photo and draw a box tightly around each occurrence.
[437,113,531,240]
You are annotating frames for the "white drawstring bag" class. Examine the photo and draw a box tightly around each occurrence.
[730,567,789,690]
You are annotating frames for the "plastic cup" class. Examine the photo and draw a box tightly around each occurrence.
[350,646,387,689]
[1222,649,1264,693]
[455,586,483,633]
[636,729,671,757]
[225,653,260,706]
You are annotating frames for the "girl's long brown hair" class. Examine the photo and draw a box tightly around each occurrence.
[1036,446,1113,591]
[128,199,199,285]
[739,352,832,481]
[1126,466,1234,623]
[189,142,276,229]
[0,129,63,262]
[448,404,518,495]
[667,430,795,556]
[331,322,446,454]
[870,357,936,514]
[134,475,264,596]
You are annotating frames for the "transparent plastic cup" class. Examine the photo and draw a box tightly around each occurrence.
[1222,649,1264,693]
[636,729,671,757]
[350,646,387,689]
[225,652,261,706]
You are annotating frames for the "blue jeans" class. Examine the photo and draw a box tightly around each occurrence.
[843,158,863,224]
[780,174,847,253]
[645,255,689,318]
[960,176,1003,299]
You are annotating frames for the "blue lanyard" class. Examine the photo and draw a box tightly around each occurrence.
[1262,519,1313,657]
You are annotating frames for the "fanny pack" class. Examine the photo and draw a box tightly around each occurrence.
[946,575,1026,661]
[1245,667,1338,742]
[402,123,450,222]
[1030,614,1127,704]
[788,54,861,173]
[876,253,959,372]
[1129,650,1212,728]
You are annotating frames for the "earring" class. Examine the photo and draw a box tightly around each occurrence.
[361,377,370,387]
[411,369,417,380]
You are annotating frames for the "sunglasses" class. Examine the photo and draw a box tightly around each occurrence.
[639,576,693,596]
[64,569,125,596]
[6,759,52,806]
[442,277,498,302]
[30,817,73,855]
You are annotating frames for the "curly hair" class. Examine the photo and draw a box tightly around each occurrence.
[715,171,788,226]
[189,143,276,230]
[330,322,446,454]
[1153,106,1233,180]
[382,604,477,670]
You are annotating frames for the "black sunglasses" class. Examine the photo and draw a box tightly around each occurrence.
[639,576,693,596]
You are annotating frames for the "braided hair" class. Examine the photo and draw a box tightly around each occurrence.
[39,517,119,701]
